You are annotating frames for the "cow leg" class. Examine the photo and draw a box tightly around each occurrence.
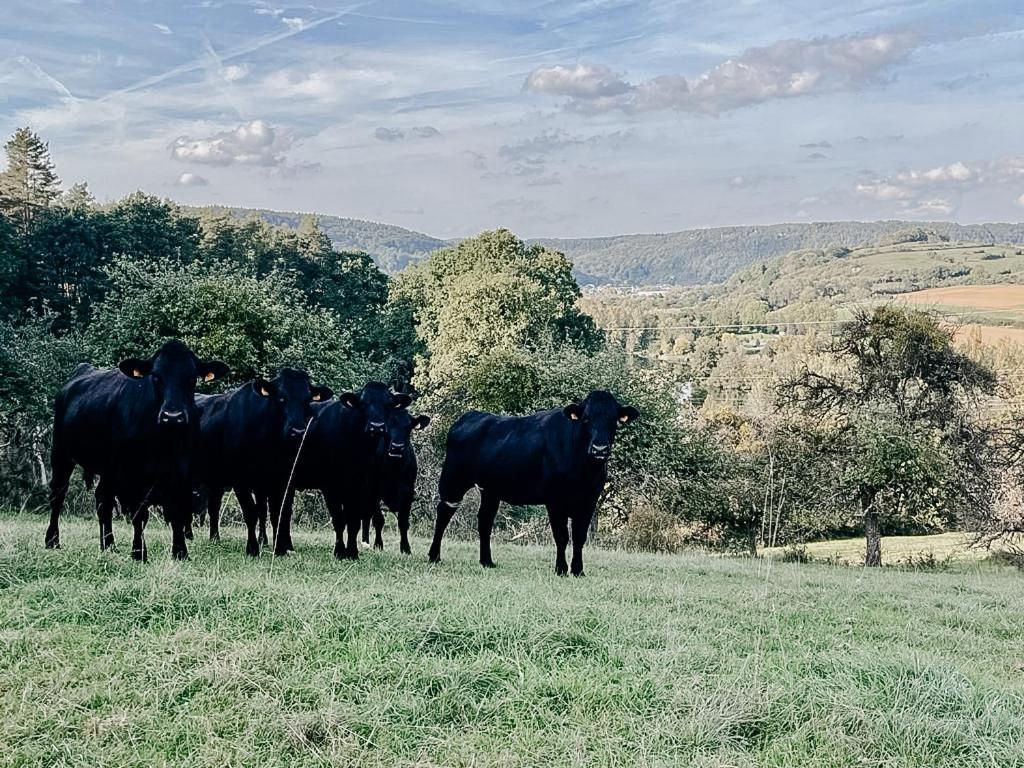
[372,505,385,550]
[397,498,412,555]
[477,492,500,568]
[361,510,372,547]
[570,510,593,577]
[428,466,468,563]
[127,498,149,562]
[325,492,349,560]
[169,492,190,561]
[547,505,570,576]
[235,487,261,557]
[258,497,269,547]
[271,490,292,556]
[45,449,74,549]
[344,497,362,560]
[207,489,223,542]
[96,478,116,551]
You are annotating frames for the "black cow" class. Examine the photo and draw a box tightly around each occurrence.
[289,382,410,560]
[45,340,228,560]
[427,391,638,576]
[195,368,332,556]
[361,408,430,553]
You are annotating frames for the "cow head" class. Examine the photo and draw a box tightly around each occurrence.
[252,368,333,442]
[118,340,229,427]
[382,409,430,460]
[338,381,411,437]
[562,390,639,463]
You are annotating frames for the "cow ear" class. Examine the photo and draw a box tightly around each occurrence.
[339,392,360,409]
[118,358,152,379]
[618,405,640,424]
[198,360,229,383]
[413,414,431,430]
[310,386,333,403]
[563,403,584,421]
[252,378,275,398]
[392,393,412,409]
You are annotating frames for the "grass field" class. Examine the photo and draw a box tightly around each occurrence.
[764,532,999,566]
[3,514,1024,767]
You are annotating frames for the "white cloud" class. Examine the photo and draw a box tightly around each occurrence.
[523,64,631,99]
[152,23,172,35]
[170,120,291,167]
[282,17,305,31]
[526,32,916,114]
[373,125,440,142]
[220,64,249,82]
[174,172,209,187]
[262,66,396,102]
[904,197,954,216]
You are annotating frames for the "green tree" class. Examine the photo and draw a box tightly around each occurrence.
[0,127,60,233]
[783,306,995,565]
[397,229,600,402]
[87,259,369,389]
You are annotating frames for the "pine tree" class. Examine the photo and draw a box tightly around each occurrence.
[0,127,61,233]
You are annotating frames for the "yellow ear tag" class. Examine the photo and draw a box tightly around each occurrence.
[311,393,321,402]
[570,412,579,420]
[259,386,270,397]
[132,368,144,379]
[619,414,630,423]
[204,371,216,382]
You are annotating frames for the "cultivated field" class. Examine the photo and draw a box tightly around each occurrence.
[3,514,1024,767]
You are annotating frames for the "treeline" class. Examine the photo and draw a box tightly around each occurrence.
[2,127,1023,565]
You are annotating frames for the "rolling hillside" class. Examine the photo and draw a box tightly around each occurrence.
[201,208,1024,287]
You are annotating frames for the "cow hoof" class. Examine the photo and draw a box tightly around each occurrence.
[572,570,585,578]
[480,560,496,569]
[209,532,220,543]
[373,542,384,551]
[427,547,441,563]
[45,537,60,550]
[172,549,188,561]
[245,545,260,558]
[131,549,147,562]
[273,548,289,558]
[400,546,412,556]
[555,565,568,577]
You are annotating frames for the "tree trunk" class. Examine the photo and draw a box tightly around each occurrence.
[864,510,882,567]
[861,486,882,567]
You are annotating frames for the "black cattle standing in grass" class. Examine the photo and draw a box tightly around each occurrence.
[289,382,411,560]
[362,408,430,553]
[45,340,229,561]
[195,368,332,557]
[428,390,639,576]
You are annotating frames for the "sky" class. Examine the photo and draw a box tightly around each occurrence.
[1,1,1022,239]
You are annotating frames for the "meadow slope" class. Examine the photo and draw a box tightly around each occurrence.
[2,515,1023,767]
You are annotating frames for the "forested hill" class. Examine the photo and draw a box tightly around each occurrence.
[202,207,1024,287]
[534,221,1024,286]
[189,206,446,272]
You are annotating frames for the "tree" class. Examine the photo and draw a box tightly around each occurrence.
[86,259,369,389]
[782,306,995,565]
[0,127,60,233]
[396,229,600,402]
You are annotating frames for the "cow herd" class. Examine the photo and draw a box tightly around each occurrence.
[44,340,638,576]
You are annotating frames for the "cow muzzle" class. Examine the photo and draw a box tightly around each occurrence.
[387,442,406,459]
[287,426,306,440]
[589,444,610,461]
[158,410,188,426]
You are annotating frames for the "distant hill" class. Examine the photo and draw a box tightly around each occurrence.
[535,221,1024,286]
[197,207,446,272]
[200,208,1024,287]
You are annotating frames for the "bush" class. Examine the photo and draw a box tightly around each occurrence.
[619,506,686,554]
